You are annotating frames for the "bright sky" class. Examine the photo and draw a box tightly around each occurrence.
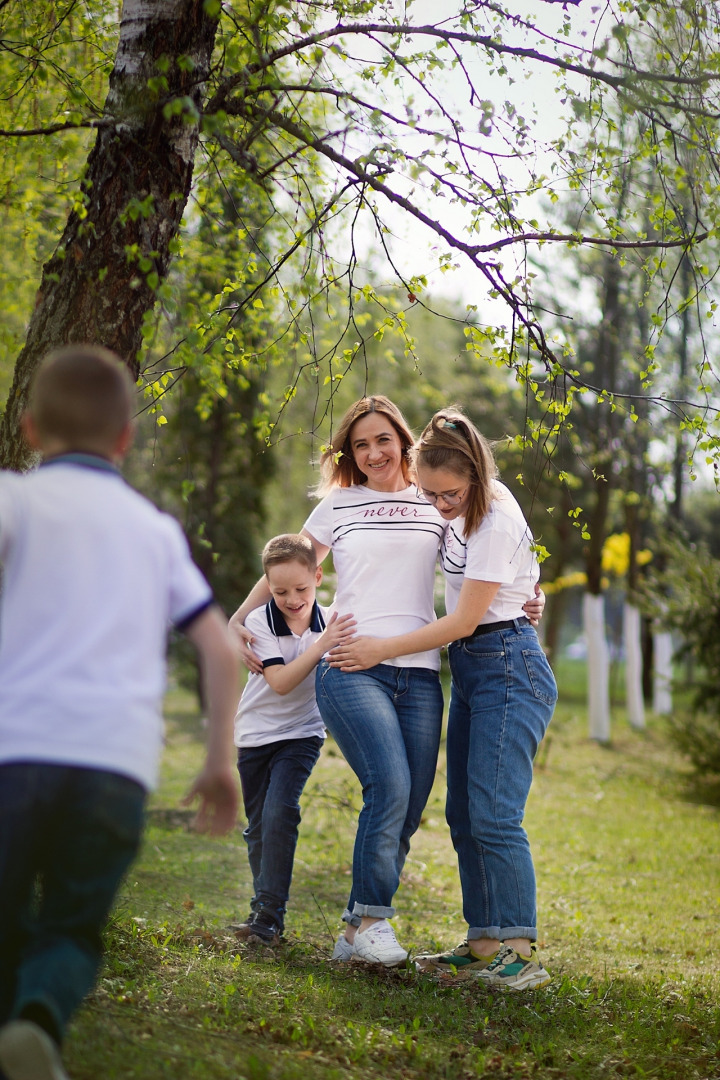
[359,1,614,318]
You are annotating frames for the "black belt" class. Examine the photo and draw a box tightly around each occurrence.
[467,616,531,638]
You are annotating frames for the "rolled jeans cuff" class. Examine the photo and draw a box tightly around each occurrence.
[469,925,537,943]
[352,903,396,919]
[341,908,361,927]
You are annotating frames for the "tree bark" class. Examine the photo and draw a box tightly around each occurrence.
[0,0,219,471]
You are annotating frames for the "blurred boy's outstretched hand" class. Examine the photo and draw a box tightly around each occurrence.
[184,606,240,836]
[182,765,238,836]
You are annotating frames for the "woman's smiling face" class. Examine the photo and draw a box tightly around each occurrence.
[349,412,407,491]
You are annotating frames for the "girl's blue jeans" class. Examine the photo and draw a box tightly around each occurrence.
[316,661,443,921]
[447,623,557,942]
[0,763,145,1043]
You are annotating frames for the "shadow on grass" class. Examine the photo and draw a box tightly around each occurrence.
[678,774,720,808]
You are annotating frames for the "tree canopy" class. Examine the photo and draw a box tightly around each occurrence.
[0,0,719,480]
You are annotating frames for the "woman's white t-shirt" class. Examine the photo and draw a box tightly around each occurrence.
[304,484,445,670]
[441,481,539,624]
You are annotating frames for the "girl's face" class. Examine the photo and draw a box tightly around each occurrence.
[418,465,472,520]
[349,412,407,492]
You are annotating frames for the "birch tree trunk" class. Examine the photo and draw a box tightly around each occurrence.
[653,628,674,715]
[623,601,645,730]
[0,0,219,471]
[584,591,611,742]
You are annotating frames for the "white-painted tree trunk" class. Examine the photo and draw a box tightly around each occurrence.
[653,629,673,715]
[584,592,611,742]
[623,602,645,730]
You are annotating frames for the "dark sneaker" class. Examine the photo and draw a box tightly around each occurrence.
[228,913,259,940]
[246,908,283,944]
[415,941,498,978]
[474,944,551,991]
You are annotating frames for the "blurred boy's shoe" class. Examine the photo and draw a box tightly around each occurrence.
[0,1020,69,1080]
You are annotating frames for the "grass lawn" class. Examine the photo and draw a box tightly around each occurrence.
[65,661,720,1079]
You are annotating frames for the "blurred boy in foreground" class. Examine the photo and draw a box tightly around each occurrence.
[0,345,239,1080]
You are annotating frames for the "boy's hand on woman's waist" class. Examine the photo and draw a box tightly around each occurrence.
[327,635,388,672]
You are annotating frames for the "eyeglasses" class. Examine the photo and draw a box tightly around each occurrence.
[421,487,469,506]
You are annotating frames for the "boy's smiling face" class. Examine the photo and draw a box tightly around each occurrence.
[265,558,322,632]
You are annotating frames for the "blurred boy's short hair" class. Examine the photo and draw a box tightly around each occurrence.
[262,534,317,576]
[30,345,134,452]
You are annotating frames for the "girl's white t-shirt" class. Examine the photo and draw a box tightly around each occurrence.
[304,484,446,670]
[441,481,539,623]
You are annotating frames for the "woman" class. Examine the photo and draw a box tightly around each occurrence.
[329,408,557,989]
[231,396,543,967]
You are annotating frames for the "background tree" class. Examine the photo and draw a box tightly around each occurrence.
[0,0,218,468]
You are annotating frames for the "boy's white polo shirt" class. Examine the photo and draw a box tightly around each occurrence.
[0,454,213,791]
[234,599,327,748]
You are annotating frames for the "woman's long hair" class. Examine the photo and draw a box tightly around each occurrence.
[316,395,416,493]
[415,408,498,536]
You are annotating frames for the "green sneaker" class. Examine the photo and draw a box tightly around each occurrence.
[415,941,498,978]
[474,944,551,991]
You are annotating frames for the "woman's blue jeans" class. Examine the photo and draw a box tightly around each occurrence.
[446,623,557,942]
[316,661,443,921]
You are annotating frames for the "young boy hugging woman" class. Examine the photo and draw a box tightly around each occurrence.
[232,534,353,944]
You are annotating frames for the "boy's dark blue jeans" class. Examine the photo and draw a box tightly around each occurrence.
[0,763,145,1044]
[237,735,323,926]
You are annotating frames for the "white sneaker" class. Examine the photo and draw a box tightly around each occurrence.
[352,920,408,966]
[331,933,356,961]
[0,1020,70,1080]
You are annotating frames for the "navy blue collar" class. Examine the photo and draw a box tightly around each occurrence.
[40,452,121,476]
[266,598,325,636]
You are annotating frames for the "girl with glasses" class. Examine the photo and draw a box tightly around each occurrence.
[330,408,557,989]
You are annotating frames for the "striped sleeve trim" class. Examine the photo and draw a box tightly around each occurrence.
[175,597,215,633]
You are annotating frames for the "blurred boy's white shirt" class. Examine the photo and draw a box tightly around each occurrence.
[0,458,212,791]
